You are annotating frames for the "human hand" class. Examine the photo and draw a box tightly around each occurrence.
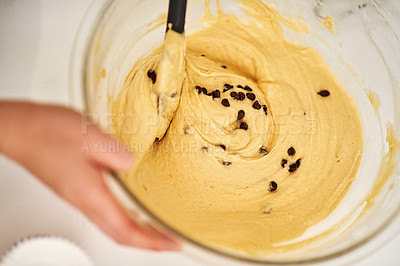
[0,101,180,251]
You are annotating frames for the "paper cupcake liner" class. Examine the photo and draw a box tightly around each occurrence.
[0,234,93,266]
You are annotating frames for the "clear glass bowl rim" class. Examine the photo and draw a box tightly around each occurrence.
[68,0,400,264]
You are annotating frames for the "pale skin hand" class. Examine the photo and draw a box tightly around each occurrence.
[0,101,180,251]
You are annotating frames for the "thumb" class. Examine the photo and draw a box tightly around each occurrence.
[85,126,134,172]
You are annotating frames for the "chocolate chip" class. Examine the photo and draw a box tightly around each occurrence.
[223,84,234,92]
[147,69,157,84]
[221,99,230,107]
[202,87,208,94]
[259,146,268,155]
[239,122,248,130]
[230,91,238,99]
[287,147,296,156]
[317,90,330,97]
[296,158,301,168]
[244,85,253,91]
[202,147,208,152]
[288,163,298,173]
[281,159,287,167]
[201,54,205,57]
[252,100,261,110]
[246,93,256,101]
[220,144,226,150]
[171,92,177,98]
[269,181,278,192]
[237,85,243,89]
[212,90,221,99]
[221,64,227,69]
[238,92,245,101]
[195,86,202,94]
[222,161,232,166]
[237,110,245,120]
[262,105,268,115]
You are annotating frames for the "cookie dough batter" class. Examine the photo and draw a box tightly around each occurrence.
[111,0,363,253]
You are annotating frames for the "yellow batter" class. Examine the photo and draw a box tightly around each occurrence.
[111,0,363,253]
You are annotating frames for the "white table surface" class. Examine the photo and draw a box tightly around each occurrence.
[0,1,399,265]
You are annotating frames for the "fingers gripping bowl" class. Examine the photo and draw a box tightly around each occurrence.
[70,0,400,264]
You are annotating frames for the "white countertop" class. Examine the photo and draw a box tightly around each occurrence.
[0,1,399,265]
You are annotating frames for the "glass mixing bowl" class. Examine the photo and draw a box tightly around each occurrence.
[70,0,400,264]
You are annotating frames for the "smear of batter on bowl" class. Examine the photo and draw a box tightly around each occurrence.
[321,15,336,34]
[111,0,363,254]
[367,90,381,113]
